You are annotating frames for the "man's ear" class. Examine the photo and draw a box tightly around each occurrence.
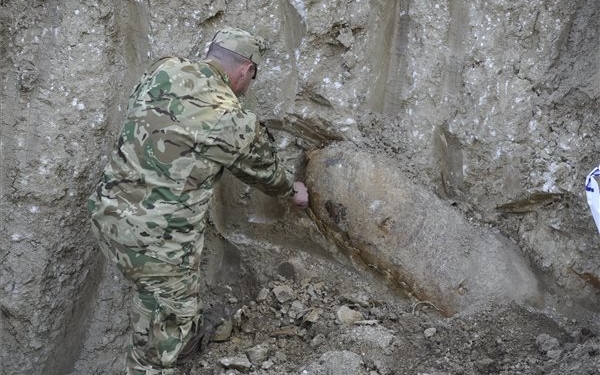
[242,63,254,79]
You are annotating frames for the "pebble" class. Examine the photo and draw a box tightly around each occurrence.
[424,327,437,338]
[219,355,252,371]
[246,343,269,364]
[337,305,364,325]
[536,333,560,353]
[213,318,233,342]
[273,285,295,303]
[289,300,306,319]
[303,308,323,324]
[257,287,270,302]
[233,307,247,328]
[311,333,326,347]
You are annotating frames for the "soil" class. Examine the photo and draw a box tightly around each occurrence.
[175,233,600,375]
[2,1,600,374]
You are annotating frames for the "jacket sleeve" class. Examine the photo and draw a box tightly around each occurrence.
[201,108,294,198]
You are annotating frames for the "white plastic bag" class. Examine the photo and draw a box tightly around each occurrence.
[585,166,600,233]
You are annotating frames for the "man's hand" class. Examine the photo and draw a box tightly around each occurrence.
[291,181,309,208]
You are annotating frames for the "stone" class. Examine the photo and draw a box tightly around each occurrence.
[246,344,270,364]
[257,287,270,302]
[288,300,306,319]
[219,355,252,371]
[303,308,323,324]
[233,306,249,328]
[536,333,560,353]
[424,328,437,338]
[336,305,364,325]
[213,319,233,342]
[310,334,326,347]
[273,285,295,303]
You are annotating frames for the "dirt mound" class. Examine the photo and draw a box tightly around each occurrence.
[179,247,600,374]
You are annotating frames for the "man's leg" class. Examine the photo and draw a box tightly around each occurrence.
[123,252,201,374]
[92,226,202,374]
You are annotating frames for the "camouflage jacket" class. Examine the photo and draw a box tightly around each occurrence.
[88,57,293,264]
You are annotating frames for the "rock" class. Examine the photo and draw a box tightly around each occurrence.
[337,305,364,325]
[288,300,306,319]
[246,343,270,364]
[274,351,287,363]
[219,355,252,371]
[424,327,437,338]
[303,308,323,324]
[273,285,295,303]
[337,27,355,48]
[213,318,233,342]
[257,288,270,302]
[310,334,326,347]
[233,306,249,329]
[536,333,560,353]
[261,360,274,370]
[306,282,326,301]
[270,326,301,337]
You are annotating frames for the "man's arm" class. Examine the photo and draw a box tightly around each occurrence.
[200,108,308,206]
[227,119,294,198]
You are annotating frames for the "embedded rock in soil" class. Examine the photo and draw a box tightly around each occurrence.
[305,142,543,315]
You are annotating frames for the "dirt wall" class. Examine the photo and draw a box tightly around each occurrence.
[0,0,599,374]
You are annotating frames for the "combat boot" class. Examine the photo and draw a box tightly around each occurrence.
[175,306,224,365]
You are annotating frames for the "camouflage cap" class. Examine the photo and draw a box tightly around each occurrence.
[211,27,266,65]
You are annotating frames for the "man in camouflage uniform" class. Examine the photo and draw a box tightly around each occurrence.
[88,27,308,374]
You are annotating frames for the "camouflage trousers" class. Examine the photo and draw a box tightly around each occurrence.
[91,224,203,375]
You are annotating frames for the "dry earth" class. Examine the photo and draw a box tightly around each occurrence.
[173,232,600,375]
[2,1,600,374]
